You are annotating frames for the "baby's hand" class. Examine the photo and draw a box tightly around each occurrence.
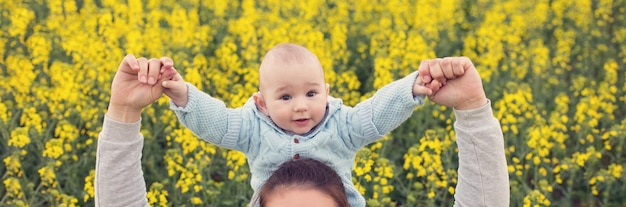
[412,73,435,96]
[414,57,468,96]
[159,60,189,108]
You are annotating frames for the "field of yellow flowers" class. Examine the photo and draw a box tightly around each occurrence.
[1,0,625,206]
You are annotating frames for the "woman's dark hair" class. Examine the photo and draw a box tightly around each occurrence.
[257,158,349,207]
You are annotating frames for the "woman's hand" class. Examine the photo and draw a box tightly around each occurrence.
[108,55,177,122]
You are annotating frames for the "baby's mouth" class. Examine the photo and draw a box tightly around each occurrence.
[294,118,310,125]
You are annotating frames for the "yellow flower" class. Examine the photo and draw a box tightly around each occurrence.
[507,165,515,173]
[448,186,455,195]
[43,139,64,159]
[227,150,246,170]
[3,153,23,177]
[26,33,52,65]
[0,101,9,123]
[38,164,58,188]
[191,197,203,205]
[427,190,435,198]
[83,170,95,202]
[8,7,35,38]
[20,107,44,134]
[8,127,30,148]
[147,182,168,207]
[609,164,623,179]
[3,177,24,199]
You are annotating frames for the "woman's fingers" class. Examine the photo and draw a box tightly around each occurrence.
[137,57,149,83]
[147,58,161,85]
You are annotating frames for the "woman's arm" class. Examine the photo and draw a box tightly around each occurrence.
[95,116,149,207]
[94,55,178,207]
[453,102,510,207]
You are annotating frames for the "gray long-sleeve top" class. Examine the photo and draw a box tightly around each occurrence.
[94,102,510,207]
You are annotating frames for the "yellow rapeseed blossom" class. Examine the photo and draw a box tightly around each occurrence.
[3,177,24,200]
[6,55,36,105]
[8,127,30,148]
[226,150,248,181]
[191,197,203,205]
[3,153,23,177]
[38,164,58,188]
[523,189,551,207]
[164,149,184,176]
[20,107,44,134]
[84,170,95,202]
[608,164,623,179]
[55,121,79,152]
[43,139,64,159]
[0,99,8,123]
[53,193,79,207]
[354,148,375,177]
[147,182,169,207]
[8,6,35,39]
[170,128,202,156]
[26,33,52,65]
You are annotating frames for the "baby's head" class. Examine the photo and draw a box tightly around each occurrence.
[253,43,329,135]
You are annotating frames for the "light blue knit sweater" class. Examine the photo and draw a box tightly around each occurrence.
[170,71,424,206]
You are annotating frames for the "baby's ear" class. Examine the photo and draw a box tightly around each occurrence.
[253,92,268,114]
[325,83,330,95]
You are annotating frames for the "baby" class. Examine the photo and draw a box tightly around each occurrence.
[162,43,441,206]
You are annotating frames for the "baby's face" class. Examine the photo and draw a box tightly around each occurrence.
[256,61,328,135]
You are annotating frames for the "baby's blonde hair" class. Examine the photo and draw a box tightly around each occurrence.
[262,43,321,65]
[258,43,324,89]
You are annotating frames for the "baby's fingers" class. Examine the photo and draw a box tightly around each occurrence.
[418,60,433,83]
[160,57,174,73]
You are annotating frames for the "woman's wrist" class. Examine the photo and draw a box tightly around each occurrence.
[106,104,142,123]
[454,96,489,110]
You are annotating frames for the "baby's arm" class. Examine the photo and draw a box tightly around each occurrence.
[344,71,425,147]
[159,66,251,151]
[346,57,470,147]
[168,83,252,151]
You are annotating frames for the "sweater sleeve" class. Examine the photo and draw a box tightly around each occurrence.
[170,83,248,151]
[453,101,510,207]
[347,71,425,148]
[95,115,149,207]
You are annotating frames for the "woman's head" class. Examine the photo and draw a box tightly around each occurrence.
[257,158,349,207]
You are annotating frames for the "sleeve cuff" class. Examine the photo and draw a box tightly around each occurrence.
[102,115,142,143]
[405,71,426,105]
[169,83,199,112]
[453,100,494,128]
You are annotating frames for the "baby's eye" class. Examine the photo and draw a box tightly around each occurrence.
[306,91,317,97]
[280,95,291,100]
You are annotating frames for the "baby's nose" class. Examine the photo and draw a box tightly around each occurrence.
[293,100,308,112]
